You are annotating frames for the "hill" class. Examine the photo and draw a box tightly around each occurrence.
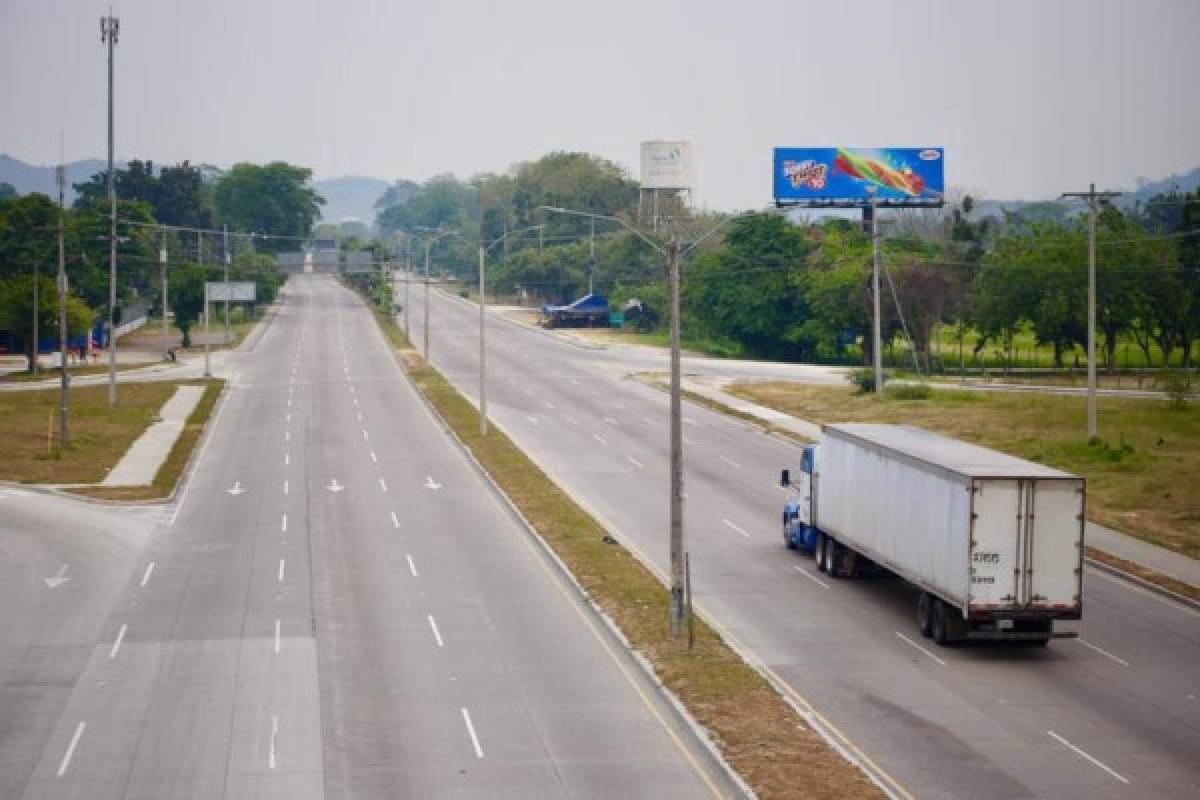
[312,176,389,225]
[0,154,112,203]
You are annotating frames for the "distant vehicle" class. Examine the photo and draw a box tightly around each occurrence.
[781,424,1084,646]
[539,293,610,328]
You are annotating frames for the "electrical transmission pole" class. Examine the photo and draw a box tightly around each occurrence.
[101,14,119,405]
[57,166,69,445]
[1061,183,1121,442]
[223,224,231,344]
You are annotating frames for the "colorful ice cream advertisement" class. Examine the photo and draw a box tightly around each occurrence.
[773,147,944,203]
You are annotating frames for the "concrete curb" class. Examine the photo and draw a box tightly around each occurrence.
[1085,556,1200,611]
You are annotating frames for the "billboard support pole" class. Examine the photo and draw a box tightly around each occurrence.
[203,282,211,378]
[871,199,883,393]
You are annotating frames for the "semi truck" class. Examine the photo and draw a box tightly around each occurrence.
[781,424,1084,645]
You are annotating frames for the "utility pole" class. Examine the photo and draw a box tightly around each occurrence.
[101,14,119,405]
[31,248,39,376]
[589,217,596,295]
[160,232,169,360]
[538,225,543,254]
[870,199,883,393]
[478,244,488,438]
[203,281,211,378]
[57,166,69,444]
[223,224,231,344]
[1061,183,1121,441]
[404,237,411,343]
[667,236,685,635]
[423,237,432,357]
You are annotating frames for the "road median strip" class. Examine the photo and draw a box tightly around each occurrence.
[363,299,886,799]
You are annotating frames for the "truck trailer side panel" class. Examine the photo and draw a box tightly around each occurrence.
[816,433,972,607]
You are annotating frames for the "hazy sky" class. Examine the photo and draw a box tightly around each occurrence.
[2,0,1198,209]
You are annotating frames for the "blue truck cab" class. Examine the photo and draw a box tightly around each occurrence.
[781,445,819,552]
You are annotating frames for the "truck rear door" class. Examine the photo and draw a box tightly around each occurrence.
[1028,479,1084,610]
[968,479,1020,609]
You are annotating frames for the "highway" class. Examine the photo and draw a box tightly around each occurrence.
[0,275,731,799]
[412,278,1200,800]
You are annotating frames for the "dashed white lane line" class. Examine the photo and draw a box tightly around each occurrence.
[278,559,286,583]
[526,416,539,426]
[722,518,751,539]
[286,414,291,424]
[895,631,948,666]
[793,564,830,589]
[719,455,742,470]
[406,554,419,577]
[281,514,288,533]
[641,416,655,426]
[285,431,291,442]
[544,400,556,410]
[625,455,644,469]
[362,429,369,441]
[370,451,378,463]
[564,415,579,427]
[283,480,289,496]
[390,511,400,529]
[461,708,484,759]
[287,398,292,408]
[56,721,86,777]
[269,716,279,769]
[603,416,619,426]
[140,562,155,588]
[593,433,607,445]
[1047,731,1129,784]
[1077,638,1130,667]
[683,417,698,426]
[684,436,697,446]
[274,619,281,654]
[357,412,363,422]
[379,478,388,493]
[284,453,290,466]
[427,614,445,648]
[352,396,359,406]
[109,623,127,659]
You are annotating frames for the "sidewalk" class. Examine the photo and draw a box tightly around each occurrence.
[683,376,1200,592]
[100,385,206,486]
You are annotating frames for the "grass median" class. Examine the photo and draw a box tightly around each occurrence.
[730,382,1200,560]
[366,310,882,798]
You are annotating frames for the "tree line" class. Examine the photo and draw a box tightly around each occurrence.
[0,160,322,365]
[373,155,1199,371]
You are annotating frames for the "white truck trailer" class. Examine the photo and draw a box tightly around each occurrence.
[781,424,1084,645]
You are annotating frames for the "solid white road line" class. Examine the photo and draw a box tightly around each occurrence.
[720,455,742,470]
[1047,731,1130,783]
[274,619,281,654]
[281,514,288,533]
[278,559,286,583]
[1077,638,1130,667]
[140,562,155,588]
[625,455,644,469]
[406,554,418,577]
[593,433,607,445]
[461,708,484,758]
[895,632,948,666]
[427,614,444,648]
[390,511,400,529]
[793,564,830,589]
[722,518,751,539]
[379,478,388,492]
[269,716,279,769]
[56,721,86,777]
[109,623,127,659]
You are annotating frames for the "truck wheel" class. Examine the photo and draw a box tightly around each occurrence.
[815,532,828,573]
[825,539,842,578]
[917,593,933,638]
[783,516,796,550]
[932,599,951,645]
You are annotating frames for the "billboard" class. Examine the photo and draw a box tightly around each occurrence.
[773,147,944,205]
[640,140,694,190]
[206,282,257,302]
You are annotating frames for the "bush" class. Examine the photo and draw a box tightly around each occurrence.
[1158,369,1194,409]
[886,383,933,400]
[846,367,887,394]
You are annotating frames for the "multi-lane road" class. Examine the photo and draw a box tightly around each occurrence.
[0,275,733,799]
[410,276,1200,800]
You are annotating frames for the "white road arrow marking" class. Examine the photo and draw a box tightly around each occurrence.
[227,481,246,496]
[424,476,442,491]
[44,564,71,589]
[327,479,345,493]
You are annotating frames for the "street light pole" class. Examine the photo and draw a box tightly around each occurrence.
[1061,183,1121,442]
[57,165,69,446]
[424,237,432,357]
[101,14,119,405]
[160,232,169,360]
[478,244,487,438]
[223,224,231,344]
[871,199,883,393]
[538,206,728,637]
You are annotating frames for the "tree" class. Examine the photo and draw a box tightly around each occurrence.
[169,264,208,348]
[0,182,16,201]
[0,274,94,371]
[213,162,324,252]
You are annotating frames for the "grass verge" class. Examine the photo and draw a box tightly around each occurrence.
[0,363,156,383]
[730,382,1200,560]
[366,309,881,798]
[70,379,224,502]
[1086,547,1200,604]
[0,382,180,484]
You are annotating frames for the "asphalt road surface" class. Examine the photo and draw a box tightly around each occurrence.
[0,275,731,799]
[410,278,1200,800]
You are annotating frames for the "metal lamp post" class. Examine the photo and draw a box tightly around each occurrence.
[101,14,119,404]
[538,206,727,637]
